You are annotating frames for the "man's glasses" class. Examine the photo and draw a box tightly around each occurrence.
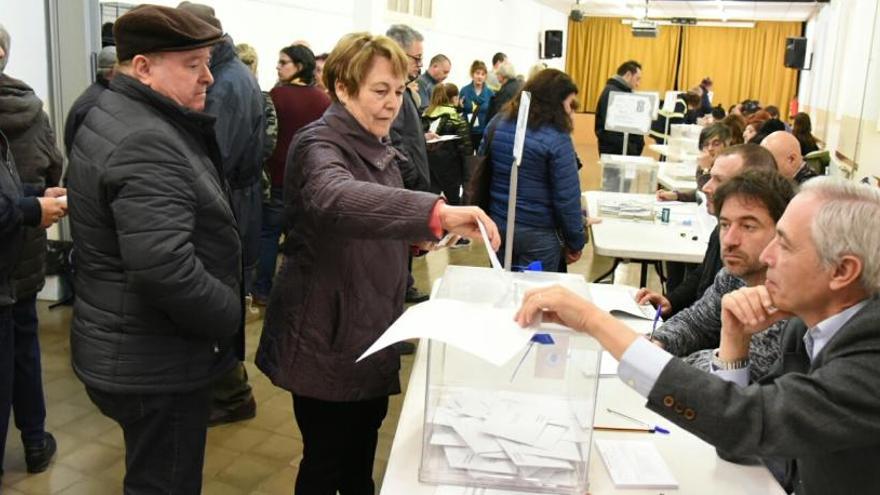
[407,53,423,66]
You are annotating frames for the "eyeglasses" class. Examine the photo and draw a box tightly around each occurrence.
[407,53,423,66]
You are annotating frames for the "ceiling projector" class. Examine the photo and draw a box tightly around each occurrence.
[632,19,659,38]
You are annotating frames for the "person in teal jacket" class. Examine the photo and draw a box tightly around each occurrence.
[459,60,494,150]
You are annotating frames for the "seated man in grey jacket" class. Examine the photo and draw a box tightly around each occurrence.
[651,170,797,382]
[516,176,880,494]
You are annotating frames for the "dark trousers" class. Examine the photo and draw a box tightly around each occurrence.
[1,296,49,470]
[0,305,13,471]
[230,182,263,296]
[292,394,389,495]
[470,132,484,152]
[254,185,284,299]
[86,386,212,495]
[497,225,564,272]
[665,261,698,292]
[211,361,252,412]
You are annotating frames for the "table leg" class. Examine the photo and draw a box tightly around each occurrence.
[593,258,621,284]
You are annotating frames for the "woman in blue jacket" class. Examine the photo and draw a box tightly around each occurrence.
[483,69,585,271]
[460,60,494,150]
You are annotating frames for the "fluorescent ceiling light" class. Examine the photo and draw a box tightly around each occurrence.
[620,19,755,28]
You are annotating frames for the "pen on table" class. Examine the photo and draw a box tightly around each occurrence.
[648,305,663,341]
[606,408,670,434]
[593,426,654,433]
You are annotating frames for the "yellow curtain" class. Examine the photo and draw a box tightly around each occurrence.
[566,17,681,113]
[677,22,802,120]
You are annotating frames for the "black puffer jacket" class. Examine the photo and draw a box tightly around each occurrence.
[0,74,63,299]
[0,130,42,307]
[66,74,242,394]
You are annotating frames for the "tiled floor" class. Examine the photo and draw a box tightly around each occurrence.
[2,114,666,493]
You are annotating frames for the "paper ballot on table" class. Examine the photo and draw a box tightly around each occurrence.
[478,220,502,270]
[587,285,655,320]
[356,298,535,366]
[595,439,678,489]
[511,91,531,162]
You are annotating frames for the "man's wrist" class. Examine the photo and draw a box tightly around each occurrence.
[712,348,750,370]
[718,330,751,362]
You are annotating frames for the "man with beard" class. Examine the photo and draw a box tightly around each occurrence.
[649,169,797,381]
[636,144,779,318]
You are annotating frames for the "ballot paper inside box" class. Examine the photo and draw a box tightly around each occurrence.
[419,266,602,494]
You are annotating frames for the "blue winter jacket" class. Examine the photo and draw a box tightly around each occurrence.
[460,83,494,135]
[482,117,585,251]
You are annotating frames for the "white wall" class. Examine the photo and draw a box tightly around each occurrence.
[0,0,51,102]
[798,0,880,180]
[104,0,569,91]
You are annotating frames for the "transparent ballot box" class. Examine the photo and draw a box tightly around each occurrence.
[419,266,602,494]
[599,154,658,194]
[667,124,701,160]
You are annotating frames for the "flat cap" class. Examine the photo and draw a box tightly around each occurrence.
[177,2,223,31]
[114,4,223,62]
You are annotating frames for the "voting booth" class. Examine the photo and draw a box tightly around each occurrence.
[418,266,602,494]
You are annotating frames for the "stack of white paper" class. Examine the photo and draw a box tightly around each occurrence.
[595,439,678,489]
[424,389,592,489]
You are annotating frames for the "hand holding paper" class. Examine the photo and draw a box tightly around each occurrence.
[438,204,501,251]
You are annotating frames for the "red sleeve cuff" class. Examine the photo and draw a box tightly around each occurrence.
[428,199,445,239]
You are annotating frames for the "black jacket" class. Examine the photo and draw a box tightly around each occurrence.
[594,76,645,156]
[390,88,431,191]
[0,74,63,300]
[0,130,41,307]
[667,225,721,316]
[205,38,265,189]
[421,105,473,202]
[486,77,523,124]
[66,74,242,393]
[64,78,109,155]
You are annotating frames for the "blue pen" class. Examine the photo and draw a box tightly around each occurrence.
[606,408,670,435]
[648,305,663,341]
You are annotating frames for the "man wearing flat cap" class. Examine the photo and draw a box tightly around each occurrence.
[66,5,242,493]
